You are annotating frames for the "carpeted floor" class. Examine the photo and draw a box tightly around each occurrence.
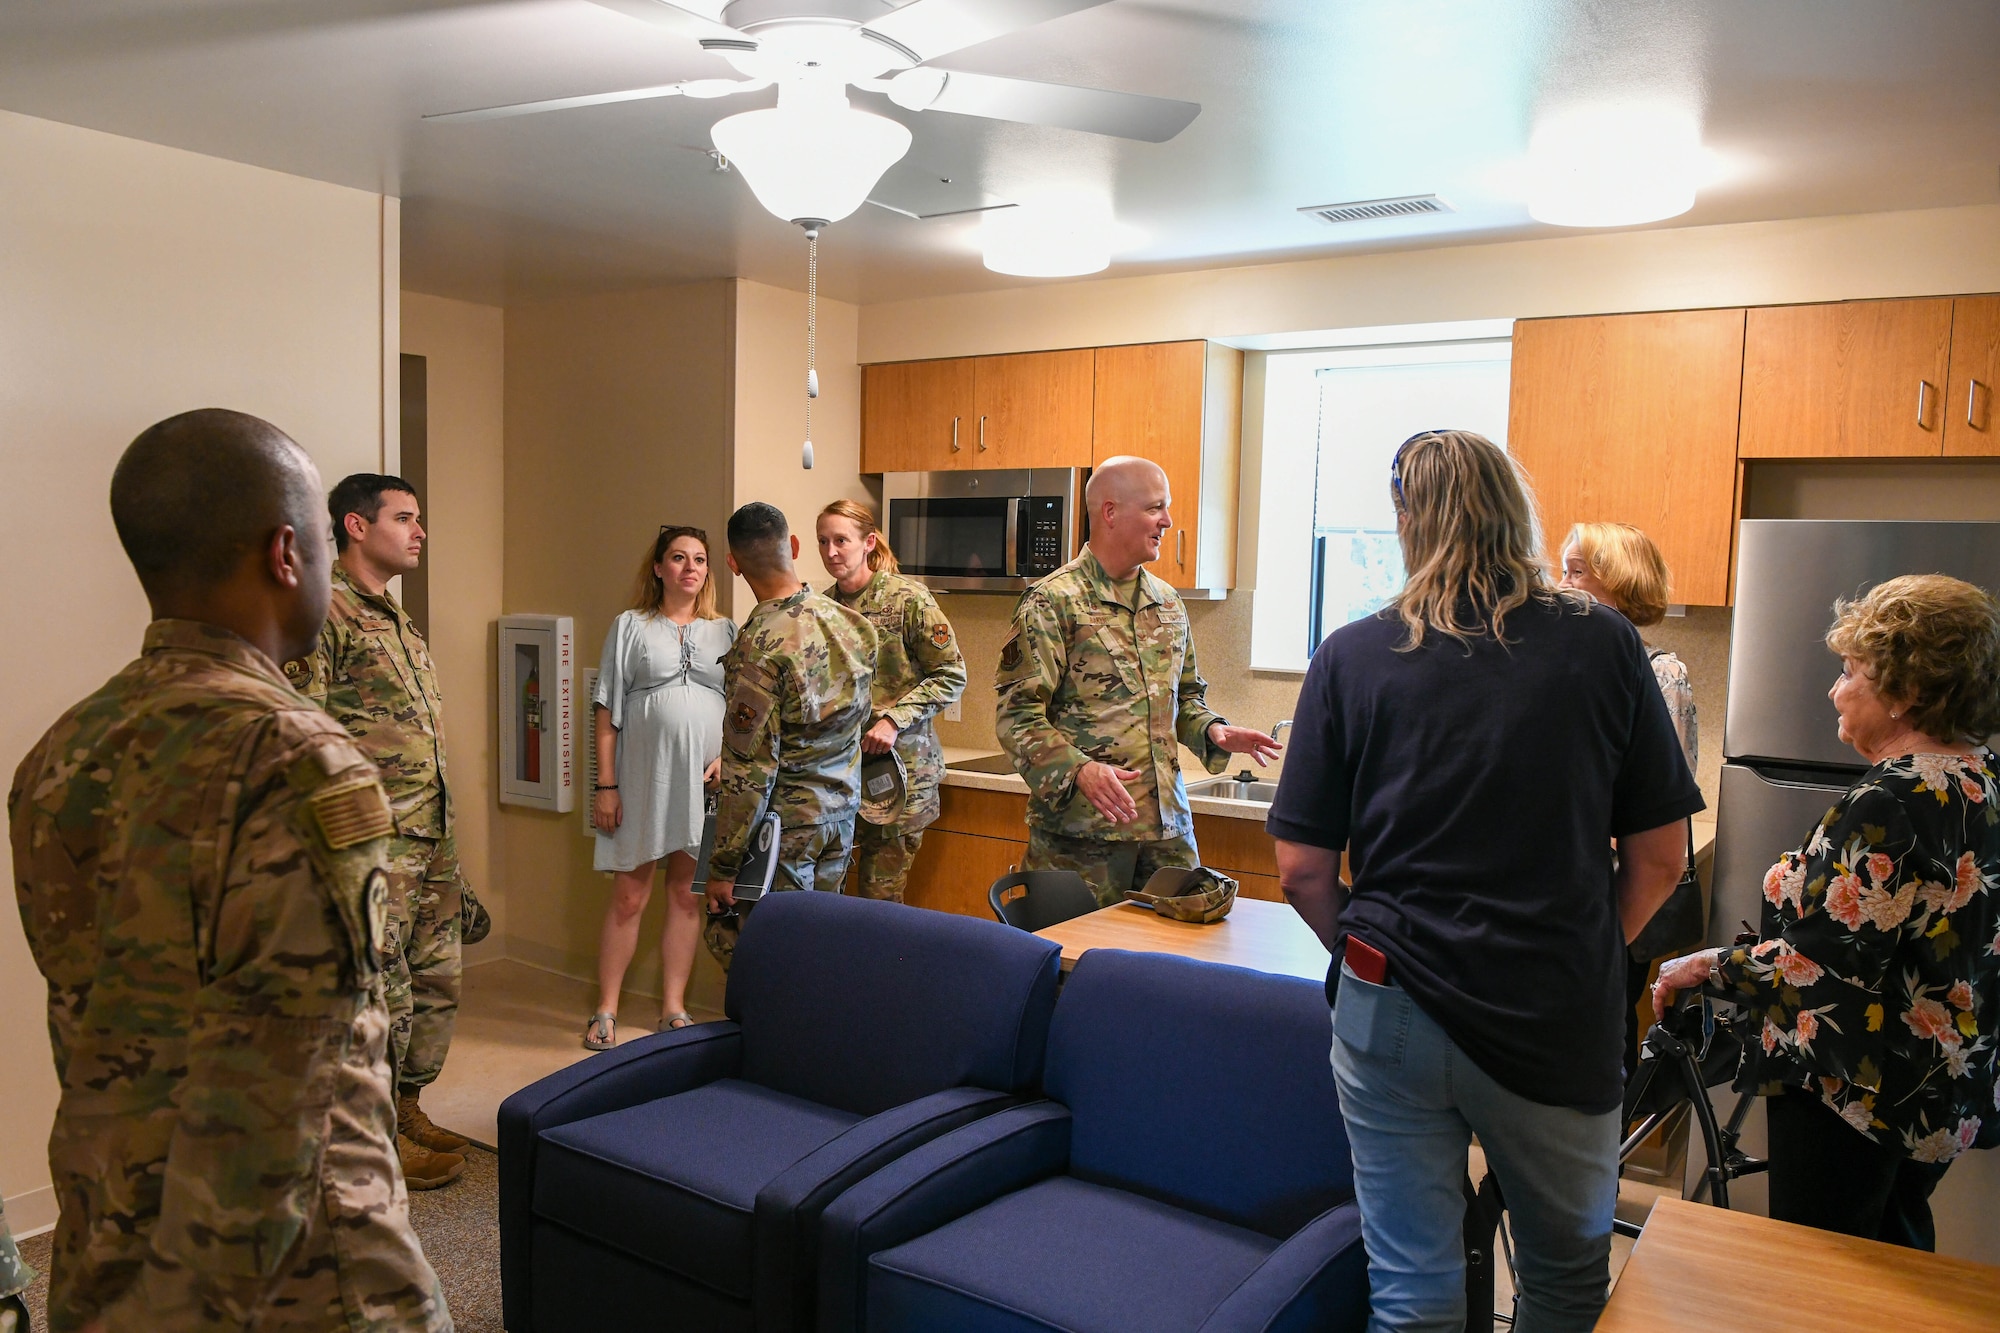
[13,1147,503,1333]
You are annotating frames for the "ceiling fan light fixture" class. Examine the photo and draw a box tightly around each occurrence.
[980,206,1114,278]
[1526,103,1702,228]
[710,80,912,224]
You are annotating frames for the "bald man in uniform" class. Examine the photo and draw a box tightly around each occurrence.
[10,410,450,1332]
[995,456,1282,906]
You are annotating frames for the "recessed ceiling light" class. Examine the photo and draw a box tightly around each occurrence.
[1526,104,1703,228]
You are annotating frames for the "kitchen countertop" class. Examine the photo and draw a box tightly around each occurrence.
[945,748,1724,856]
[941,746,1275,823]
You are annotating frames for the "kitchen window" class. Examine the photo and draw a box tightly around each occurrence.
[1250,328,1513,672]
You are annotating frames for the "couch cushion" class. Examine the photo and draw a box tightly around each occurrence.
[533,1078,860,1299]
[728,892,1061,1116]
[1045,950,1354,1238]
[867,1176,1276,1333]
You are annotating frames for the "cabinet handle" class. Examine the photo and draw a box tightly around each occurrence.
[950,416,960,452]
[1917,380,1933,429]
[1176,530,1185,566]
[977,415,988,452]
[1973,380,1986,429]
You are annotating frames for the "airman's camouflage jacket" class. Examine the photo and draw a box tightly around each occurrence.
[288,564,451,839]
[8,619,450,1333]
[828,569,967,831]
[711,588,877,878]
[995,548,1228,842]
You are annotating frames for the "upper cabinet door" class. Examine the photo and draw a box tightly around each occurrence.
[1739,299,1954,458]
[1510,309,1746,607]
[861,358,975,472]
[1094,341,1209,586]
[971,349,1094,468]
[1944,294,2000,457]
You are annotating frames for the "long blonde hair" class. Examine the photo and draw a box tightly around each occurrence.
[1387,429,1563,650]
[630,525,720,619]
[1564,522,1671,627]
[819,498,900,574]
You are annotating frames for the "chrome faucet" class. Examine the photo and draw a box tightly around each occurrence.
[1271,719,1293,743]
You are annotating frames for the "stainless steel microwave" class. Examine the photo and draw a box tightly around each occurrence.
[883,469,1080,593]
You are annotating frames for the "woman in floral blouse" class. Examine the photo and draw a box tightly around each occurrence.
[1655,574,2000,1249]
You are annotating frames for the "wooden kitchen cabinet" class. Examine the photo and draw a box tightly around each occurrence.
[1945,294,2000,457]
[1093,340,1243,592]
[1509,309,1746,607]
[1738,298,1954,458]
[861,349,1091,472]
[968,349,1095,468]
[861,357,975,472]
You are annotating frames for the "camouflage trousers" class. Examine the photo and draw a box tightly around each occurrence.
[851,820,927,903]
[383,830,466,1093]
[703,818,856,971]
[1023,825,1200,909]
[0,1197,33,1300]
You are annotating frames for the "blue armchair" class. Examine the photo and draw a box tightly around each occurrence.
[499,891,1063,1333]
[818,949,1369,1333]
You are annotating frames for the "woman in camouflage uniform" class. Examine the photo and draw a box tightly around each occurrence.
[816,500,968,902]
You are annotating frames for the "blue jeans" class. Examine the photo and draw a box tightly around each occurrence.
[1330,965,1619,1333]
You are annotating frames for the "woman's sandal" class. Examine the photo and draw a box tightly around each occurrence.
[661,1012,695,1031]
[582,1011,617,1051]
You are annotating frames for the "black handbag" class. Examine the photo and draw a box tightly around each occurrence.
[1629,820,1704,963]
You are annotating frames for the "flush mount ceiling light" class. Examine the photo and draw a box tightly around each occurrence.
[981,204,1119,277]
[709,78,912,226]
[1526,103,1703,228]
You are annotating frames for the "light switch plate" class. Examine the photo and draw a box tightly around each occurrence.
[942,699,962,723]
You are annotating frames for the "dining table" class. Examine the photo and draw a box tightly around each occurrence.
[1032,895,1332,984]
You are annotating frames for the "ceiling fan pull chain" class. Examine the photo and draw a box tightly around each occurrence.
[802,226,818,470]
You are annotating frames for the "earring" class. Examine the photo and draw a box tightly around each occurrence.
[1890,710,1900,719]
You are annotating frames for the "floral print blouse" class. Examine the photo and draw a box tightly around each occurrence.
[1718,749,2000,1164]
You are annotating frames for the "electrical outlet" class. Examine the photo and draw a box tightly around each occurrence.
[942,699,962,723]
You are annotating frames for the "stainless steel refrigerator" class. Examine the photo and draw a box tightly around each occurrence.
[1711,519,2000,950]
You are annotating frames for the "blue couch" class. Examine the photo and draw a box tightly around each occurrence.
[498,891,1063,1333]
[817,949,1369,1333]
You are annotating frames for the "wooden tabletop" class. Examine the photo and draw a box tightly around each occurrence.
[1034,896,1332,984]
[1599,1196,2000,1332]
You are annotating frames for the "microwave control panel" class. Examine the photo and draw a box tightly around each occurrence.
[1018,497,1067,577]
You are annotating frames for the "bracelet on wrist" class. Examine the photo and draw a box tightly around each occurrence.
[594,784,618,791]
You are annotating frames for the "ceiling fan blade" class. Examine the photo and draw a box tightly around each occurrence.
[861,0,1113,64]
[585,0,745,45]
[424,83,688,124]
[925,69,1198,142]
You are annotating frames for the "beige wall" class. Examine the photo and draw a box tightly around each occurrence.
[499,279,736,1005]
[401,293,507,961]
[0,109,397,1231]
[860,203,2000,363]
[730,278,869,609]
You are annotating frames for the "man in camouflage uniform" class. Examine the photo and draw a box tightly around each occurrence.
[817,502,966,902]
[9,410,449,1332]
[287,473,470,1188]
[704,503,876,966]
[996,456,1282,907]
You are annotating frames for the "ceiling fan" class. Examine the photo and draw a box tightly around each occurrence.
[425,0,1201,159]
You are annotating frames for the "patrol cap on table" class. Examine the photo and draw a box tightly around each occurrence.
[859,749,907,825]
[1125,866,1239,924]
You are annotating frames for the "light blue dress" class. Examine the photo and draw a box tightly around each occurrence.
[592,611,737,872]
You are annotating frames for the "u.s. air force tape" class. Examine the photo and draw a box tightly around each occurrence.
[310,775,395,850]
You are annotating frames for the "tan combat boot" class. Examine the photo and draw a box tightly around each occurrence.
[398,1090,471,1155]
[397,1132,464,1190]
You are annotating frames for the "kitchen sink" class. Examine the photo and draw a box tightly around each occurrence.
[1186,774,1279,804]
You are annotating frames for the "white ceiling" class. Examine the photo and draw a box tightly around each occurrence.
[3,0,1996,307]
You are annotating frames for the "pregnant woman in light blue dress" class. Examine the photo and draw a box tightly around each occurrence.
[585,525,737,1049]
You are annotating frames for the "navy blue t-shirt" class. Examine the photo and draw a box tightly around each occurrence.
[1266,594,1703,1113]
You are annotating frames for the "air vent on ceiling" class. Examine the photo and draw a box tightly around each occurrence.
[1299,194,1454,225]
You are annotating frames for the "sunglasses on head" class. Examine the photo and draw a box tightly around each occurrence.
[1389,430,1451,510]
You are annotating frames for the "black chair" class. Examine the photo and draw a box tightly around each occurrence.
[988,869,1100,931]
